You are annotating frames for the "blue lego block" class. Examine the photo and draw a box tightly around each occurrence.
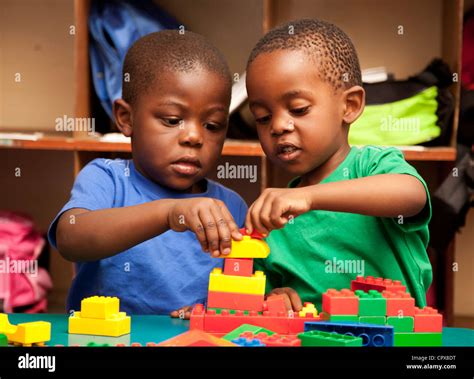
[304,321,394,347]
[231,337,266,347]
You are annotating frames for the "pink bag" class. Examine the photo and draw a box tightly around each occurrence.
[0,211,52,313]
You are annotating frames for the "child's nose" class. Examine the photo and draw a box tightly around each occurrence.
[178,121,203,146]
[271,117,295,136]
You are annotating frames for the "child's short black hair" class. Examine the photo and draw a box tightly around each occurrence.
[247,19,362,90]
[122,30,232,105]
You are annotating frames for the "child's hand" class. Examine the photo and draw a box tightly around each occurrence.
[267,287,303,312]
[167,198,243,257]
[170,305,193,320]
[245,188,312,235]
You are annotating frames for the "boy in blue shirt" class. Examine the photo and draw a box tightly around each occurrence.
[245,19,432,311]
[48,31,247,315]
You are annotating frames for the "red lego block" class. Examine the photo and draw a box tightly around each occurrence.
[322,289,359,315]
[223,258,254,277]
[158,330,236,346]
[207,291,264,312]
[260,333,301,347]
[414,307,443,332]
[190,305,322,335]
[189,303,205,329]
[239,227,264,240]
[382,291,415,316]
[351,276,406,293]
[263,295,287,314]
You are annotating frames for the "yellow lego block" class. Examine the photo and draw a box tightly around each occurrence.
[215,236,270,259]
[81,296,120,319]
[299,303,318,317]
[208,268,266,295]
[0,314,51,346]
[68,311,130,337]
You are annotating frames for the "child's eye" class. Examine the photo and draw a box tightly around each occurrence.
[290,106,310,115]
[161,117,183,127]
[204,123,223,131]
[255,115,271,124]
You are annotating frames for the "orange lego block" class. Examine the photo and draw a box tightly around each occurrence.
[382,290,415,317]
[322,289,359,315]
[207,291,264,312]
[414,307,443,332]
[263,295,287,314]
[157,330,236,346]
[223,258,254,277]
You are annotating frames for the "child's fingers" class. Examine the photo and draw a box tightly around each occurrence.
[249,197,269,236]
[189,217,209,253]
[244,203,255,234]
[198,208,221,257]
[260,194,278,232]
[210,206,232,256]
[217,202,243,241]
[284,287,303,312]
[170,306,193,320]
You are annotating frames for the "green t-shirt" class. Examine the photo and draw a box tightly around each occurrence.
[255,145,432,310]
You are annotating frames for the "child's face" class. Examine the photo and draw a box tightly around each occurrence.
[246,50,350,177]
[117,68,230,192]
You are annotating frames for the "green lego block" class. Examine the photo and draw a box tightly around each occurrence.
[298,330,363,347]
[394,332,442,347]
[222,324,275,342]
[86,342,110,347]
[329,315,359,322]
[355,289,387,316]
[359,316,386,325]
[386,316,414,332]
[0,333,8,347]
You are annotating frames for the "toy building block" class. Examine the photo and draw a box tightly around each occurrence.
[386,316,414,333]
[354,290,387,316]
[298,330,363,347]
[258,333,301,347]
[231,336,266,347]
[222,324,275,341]
[382,290,415,316]
[394,332,442,347]
[263,295,287,314]
[299,302,318,317]
[0,333,7,347]
[68,296,130,337]
[414,307,443,333]
[223,258,254,277]
[328,315,359,323]
[0,314,51,347]
[208,268,266,295]
[351,276,406,293]
[322,289,359,315]
[158,330,236,347]
[217,230,270,259]
[304,321,394,347]
[81,296,120,319]
[190,304,322,335]
[358,316,386,326]
[86,342,110,347]
[207,291,264,312]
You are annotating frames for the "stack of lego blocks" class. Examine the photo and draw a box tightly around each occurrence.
[190,229,321,336]
[302,276,442,346]
[68,296,131,337]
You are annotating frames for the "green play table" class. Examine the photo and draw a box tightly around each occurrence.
[4,314,474,347]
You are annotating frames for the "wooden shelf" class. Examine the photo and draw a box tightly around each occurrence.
[0,136,457,161]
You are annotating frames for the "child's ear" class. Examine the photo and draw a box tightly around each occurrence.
[113,99,133,137]
[342,85,365,125]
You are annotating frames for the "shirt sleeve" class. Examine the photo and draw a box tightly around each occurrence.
[47,159,116,249]
[363,147,432,233]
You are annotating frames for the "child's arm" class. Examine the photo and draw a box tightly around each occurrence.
[246,174,427,235]
[56,198,242,262]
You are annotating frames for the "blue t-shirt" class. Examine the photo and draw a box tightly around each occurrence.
[48,158,248,315]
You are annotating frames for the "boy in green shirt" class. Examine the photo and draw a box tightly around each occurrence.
[245,19,432,311]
